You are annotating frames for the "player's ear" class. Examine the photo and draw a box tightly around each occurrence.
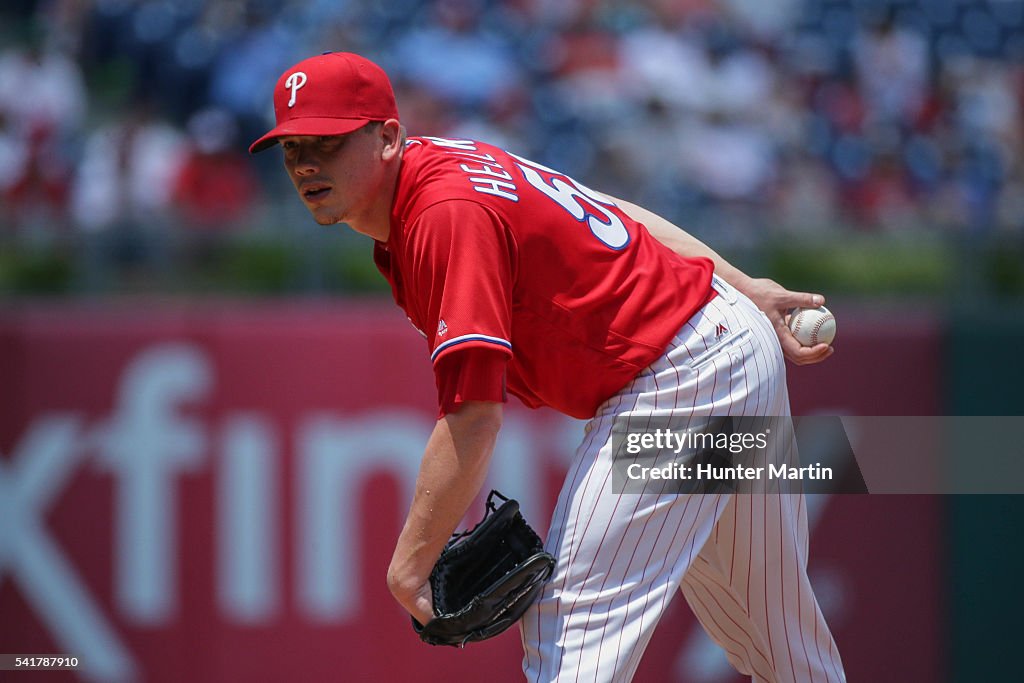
[380,119,403,162]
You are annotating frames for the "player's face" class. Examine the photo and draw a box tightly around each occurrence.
[280,126,385,228]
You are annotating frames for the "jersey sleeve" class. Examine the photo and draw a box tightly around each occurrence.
[435,347,509,417]
[404,199,517,366]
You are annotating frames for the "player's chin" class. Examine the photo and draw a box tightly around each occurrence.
[308,207,342,226]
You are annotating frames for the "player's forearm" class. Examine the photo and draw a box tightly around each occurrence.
[387,401,503,607]
[612,196,755,292]
[615,196,833,364]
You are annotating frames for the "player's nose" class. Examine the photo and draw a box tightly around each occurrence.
[287,143,321,175]
[291,160,321,179]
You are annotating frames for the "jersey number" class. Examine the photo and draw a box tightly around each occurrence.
[508,153,631,250]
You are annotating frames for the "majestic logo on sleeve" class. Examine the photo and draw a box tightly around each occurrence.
[284,72,308,108]
[437,320,448,337]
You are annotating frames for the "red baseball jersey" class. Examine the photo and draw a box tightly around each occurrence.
[374,136,714,419]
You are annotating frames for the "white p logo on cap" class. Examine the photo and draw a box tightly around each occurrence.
[284,71,307,108]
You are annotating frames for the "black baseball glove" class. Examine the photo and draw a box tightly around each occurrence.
[411,490,555,647]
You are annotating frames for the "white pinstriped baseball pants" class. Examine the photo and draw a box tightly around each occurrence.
[521,277,846,682]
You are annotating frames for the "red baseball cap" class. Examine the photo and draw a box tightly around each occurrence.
[249,52,399,154]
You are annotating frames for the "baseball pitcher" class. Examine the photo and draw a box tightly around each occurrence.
[251,52,844,682]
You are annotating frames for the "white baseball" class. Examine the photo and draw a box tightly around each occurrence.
[788,306,836,347]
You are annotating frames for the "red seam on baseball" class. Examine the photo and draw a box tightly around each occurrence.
[809,314,834,345]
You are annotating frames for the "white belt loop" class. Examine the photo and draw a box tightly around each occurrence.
[711,275,738,304]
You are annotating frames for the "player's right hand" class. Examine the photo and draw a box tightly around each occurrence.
[741,278,834,366]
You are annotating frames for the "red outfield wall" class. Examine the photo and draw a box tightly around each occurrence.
[0,302,944,683]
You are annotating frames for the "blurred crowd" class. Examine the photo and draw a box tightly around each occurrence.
[1,0,1023,253]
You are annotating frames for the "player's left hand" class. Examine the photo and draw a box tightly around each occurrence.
[740,278,834,366]
[388,571,435,625]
